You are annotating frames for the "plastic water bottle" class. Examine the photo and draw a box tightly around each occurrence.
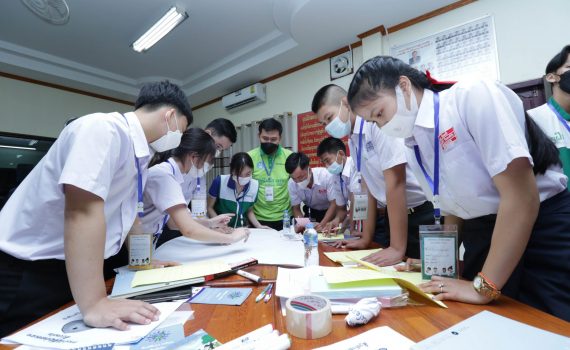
[282,209,291,235]
[303,222,319,266]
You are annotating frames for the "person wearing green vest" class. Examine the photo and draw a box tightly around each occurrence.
[248,118,293,230]
[207,152,269,229]
[528,45,570,181]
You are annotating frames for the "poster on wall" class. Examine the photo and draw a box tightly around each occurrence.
[297,111,349,166]
[389,15,499,82]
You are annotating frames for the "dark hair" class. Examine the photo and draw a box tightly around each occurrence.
[525,114,561,175]
[311,84,347,113]
[134,80,193,126]
[230,152,254,177]
[206,118,237,143]
[545,45,570,74]
[149,128,215,167]
[347,56,453,111]
[317,137,346,157]
[285,152,310,174]
[258,118,282,135]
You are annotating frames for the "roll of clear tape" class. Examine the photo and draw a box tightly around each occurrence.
[285,294,332,339]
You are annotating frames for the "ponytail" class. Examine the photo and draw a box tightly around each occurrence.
[348,56,454,111]
[525,114,561,175]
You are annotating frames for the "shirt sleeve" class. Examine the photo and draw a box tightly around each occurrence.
[457,80,531,177]
[208,176,222,198]
[58,116,122,200]
[288,179,301,206]
[145,167,186,212]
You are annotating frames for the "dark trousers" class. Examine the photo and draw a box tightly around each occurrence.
[462,190,570,322]
[304,208,327,224]
[155,226,182,249]
[258,220,283,231]
[0,247,129,337]
[383,201,435,259]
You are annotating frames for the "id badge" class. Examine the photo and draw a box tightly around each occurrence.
[191,198,207,218]
[352,194,368,221]
[265,186,274,202]
[419,225,458,280]
[128,233,152,270]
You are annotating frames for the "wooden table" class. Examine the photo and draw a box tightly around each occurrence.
[2,244,569,349]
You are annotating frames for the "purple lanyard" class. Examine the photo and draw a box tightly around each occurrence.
[413,92,441,224]
[547,101,570,134]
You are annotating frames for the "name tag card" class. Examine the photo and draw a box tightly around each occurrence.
[419,225,458,280]
[265,186,274,202]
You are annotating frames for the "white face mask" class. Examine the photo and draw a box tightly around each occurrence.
[325,101,352,138]
[150,113,182,152]
[297,169,311,189]
[233,175,251,186]
[326,152,343,175]
[187,159,210,179]
[380,85,419,138]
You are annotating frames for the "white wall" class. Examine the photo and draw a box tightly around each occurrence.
[193,0,568,146]
[0,76,131,138]
[192,46,364,151]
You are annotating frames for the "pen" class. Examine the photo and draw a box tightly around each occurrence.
[263,283,273,303]
[255,283,272,303]
[236,269,262,283]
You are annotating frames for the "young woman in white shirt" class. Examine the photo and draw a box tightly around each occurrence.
[139,128,249,252]
[346,55,570,322]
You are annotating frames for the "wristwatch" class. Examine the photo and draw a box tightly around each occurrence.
[473,272,501,300]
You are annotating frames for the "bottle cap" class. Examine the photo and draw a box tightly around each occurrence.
[306,222,314,229]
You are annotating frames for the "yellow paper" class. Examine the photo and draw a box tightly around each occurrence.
[317,233,344,241]
[324,249,381,263]
[346,256,447,308]
[131,260,231,287]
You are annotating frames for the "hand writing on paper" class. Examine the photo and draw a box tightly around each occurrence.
[362,246,405,267]
[394,258,421,272]
[209,214,234,229]
[83,298,160,331]
[331,233,365,249]
[151,259,180,268]
[229,227,250,243]
[419,276,493,304]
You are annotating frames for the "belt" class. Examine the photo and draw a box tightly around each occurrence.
[408,201,431,215]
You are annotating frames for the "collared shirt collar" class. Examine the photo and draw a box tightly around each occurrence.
[341,156,352,179]
[166,157,185,184]
[550,96,570,121]
[414,89,435,129]
[352,115,367,135]
[124,112,150,159]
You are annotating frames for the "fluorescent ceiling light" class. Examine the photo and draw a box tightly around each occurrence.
[132,7,188,53]
[0,145,36,150]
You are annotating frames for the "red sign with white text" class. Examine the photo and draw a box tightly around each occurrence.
[297,111,349,166]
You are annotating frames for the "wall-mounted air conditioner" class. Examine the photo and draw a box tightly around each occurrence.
[222,83,266,111]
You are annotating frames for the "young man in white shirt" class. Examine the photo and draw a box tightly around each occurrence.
[0,81,192,336]
[285,152,339,231]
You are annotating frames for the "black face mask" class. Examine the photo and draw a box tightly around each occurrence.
[260,142,279,155]
[557,70,570,94]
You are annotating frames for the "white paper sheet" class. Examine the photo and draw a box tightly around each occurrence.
[314,326,415,350]
[412,310,570,350]
[153,228,305,267]
[2,300,186,349]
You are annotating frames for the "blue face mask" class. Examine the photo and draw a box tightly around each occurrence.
[325,101,351,138]
[326,152,343,175]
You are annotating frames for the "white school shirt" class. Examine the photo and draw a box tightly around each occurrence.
[332,156,355,206]
[140,157,186,234]
[348,116,426,208]
[0,112,150,260]
[288,167,338,210]
[406,80,567,219]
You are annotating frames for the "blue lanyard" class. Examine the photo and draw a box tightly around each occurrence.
[356,119,364,173]
[196,177,201,192]
[339,175,346,201]
[262,153,276,177]
[234,183,249,227]
[413,92,441,224]
[547,101,570,134]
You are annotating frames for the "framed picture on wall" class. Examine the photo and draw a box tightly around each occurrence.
[330,50,353,80]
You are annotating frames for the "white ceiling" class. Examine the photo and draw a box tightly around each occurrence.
[0,0,457,107]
